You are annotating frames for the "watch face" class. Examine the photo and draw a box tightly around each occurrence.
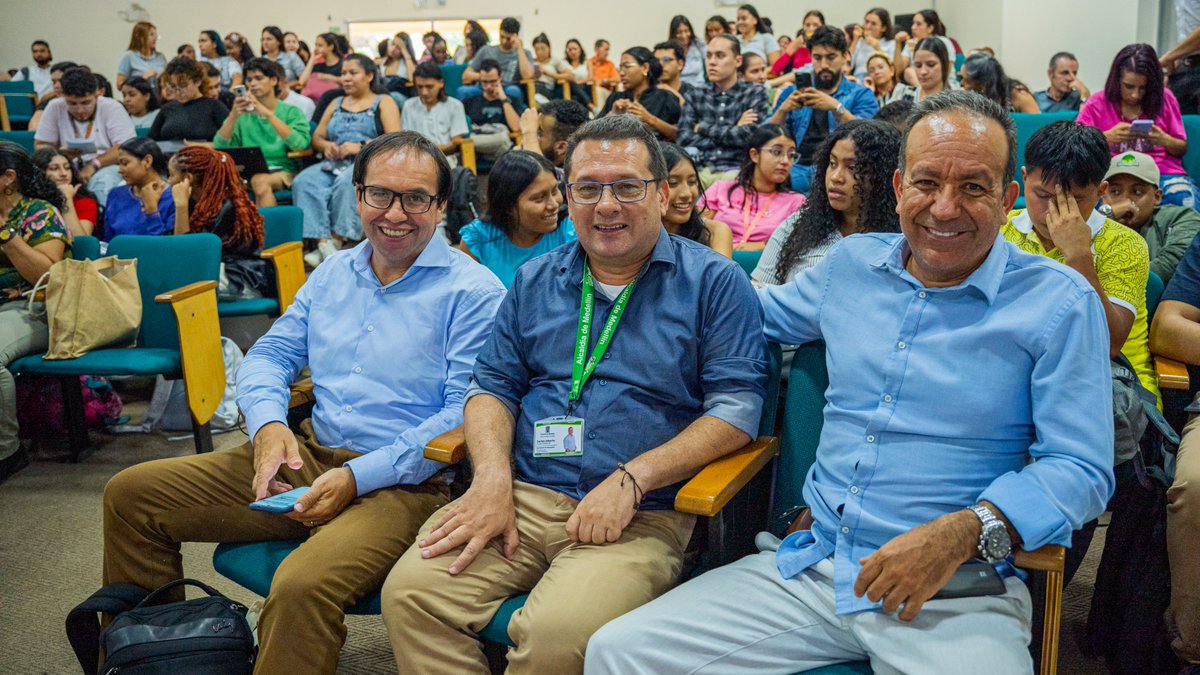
[984,524,1011,557]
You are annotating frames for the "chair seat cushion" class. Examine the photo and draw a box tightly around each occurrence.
[11,348,181,377]
[213,540,380,615]
[479,595,528,647]
[218,298,280,317]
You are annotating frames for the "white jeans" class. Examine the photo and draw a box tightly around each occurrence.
[586,547,1033,675]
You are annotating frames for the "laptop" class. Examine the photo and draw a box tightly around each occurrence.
[220,147,271,181]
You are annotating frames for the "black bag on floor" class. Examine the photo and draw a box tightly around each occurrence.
[444,166,480,245]
[67,579,255,674]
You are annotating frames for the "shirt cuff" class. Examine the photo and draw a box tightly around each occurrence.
[242,401,289,442]
[464,379,519,418]
[703,391,764,439]
[344,449,395,496]
[978,472,1073,551]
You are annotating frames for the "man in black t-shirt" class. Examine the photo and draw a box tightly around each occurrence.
[461,59,521,161]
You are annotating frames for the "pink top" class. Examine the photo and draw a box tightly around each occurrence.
[1076,88,1187,176]
[703,181,807,244]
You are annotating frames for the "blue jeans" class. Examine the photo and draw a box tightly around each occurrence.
[1161,173,1200,210]
[293,163,360,240]
[791,164,816,194]
[454,84,525,108]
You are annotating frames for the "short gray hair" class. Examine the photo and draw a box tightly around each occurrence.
[564,115,668,183]
[898,90,1017,188]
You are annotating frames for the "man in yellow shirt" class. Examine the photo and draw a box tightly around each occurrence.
[1001,120,1157,403]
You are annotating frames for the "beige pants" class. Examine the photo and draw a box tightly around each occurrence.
[102,422,450,675]
[1169,414,1200,663]
[382,480,695,674]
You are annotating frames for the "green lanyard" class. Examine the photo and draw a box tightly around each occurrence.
[569,261,637,406]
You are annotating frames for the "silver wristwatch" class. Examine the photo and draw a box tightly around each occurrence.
[968,504,1011,564]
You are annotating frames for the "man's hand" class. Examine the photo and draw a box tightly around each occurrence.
[854,509,978,621]
[288,467,356,527]
[779,89,805,113]
[565,470,639,545]
[1045,185,1094,261]
[736,109,760,127]
[798,87,839,111]
[418,478,518,575]
[251,421,303,501]
[519,107,539,136]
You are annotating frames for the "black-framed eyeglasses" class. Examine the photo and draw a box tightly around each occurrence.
[358,185,437,214]
[565,178,659,205]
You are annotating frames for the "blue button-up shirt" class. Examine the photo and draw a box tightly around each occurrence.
[468,229,770,509]
[757,233,1115,614]
[236,234,506,496]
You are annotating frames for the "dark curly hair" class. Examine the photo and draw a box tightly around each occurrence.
[773,119,900,284]
[32,147,97,203]
[660,142,712,246]
[0,142,66,211]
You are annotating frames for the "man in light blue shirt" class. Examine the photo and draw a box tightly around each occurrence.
[102,131,505,675]
[588,91,1115,674]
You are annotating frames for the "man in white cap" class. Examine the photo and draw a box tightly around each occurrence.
[1101,150,1200,285]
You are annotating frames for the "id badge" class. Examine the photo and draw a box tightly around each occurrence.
[533,416,584,457]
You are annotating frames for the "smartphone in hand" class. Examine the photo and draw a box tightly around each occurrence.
[1130,119,1154,135]
[249,486,310,513]
[795,72,814,90]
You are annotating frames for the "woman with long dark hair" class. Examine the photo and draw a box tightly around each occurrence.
[598,47,681,141]
[705,15,732,44]
[261,26,305,84]
[563,39,593,105]
[299,33,346,102]
[33,147,99,237]
[454,21,488,64]
[735,4,779,62]
[660,143,732,257]
[223,32,256,65]
[0,141,72,480]
[893,9,957,86]
[703,124,805,251]
[753,119,900,285]
[119,76,160,130]
[887,38,951,104]
[849,8,894,80]
[457,151,573,287]
[668,15,707,87]
[1078,43,1197,208]
[197,30,242,91]
[104,137,175,241]
[959,53,1039,113]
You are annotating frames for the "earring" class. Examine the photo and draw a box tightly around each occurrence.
[2,187,13,196]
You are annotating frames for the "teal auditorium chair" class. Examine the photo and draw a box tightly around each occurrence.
[216,206,306,318]
[1011,111,1078,211]
[733,250,763,276]
[0,80,36,130]
[1180,115,1200,182]
[12,234,226,460]
[135,127,151,138]
[0,130,36,154]
[70,235,100,261]
[442,63,468,99]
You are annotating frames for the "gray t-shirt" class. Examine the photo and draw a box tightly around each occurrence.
[272,51,306,82]
[197,55,242,90]
[402,96,469,146]
[117,50,167,84]
[470,45,536,84]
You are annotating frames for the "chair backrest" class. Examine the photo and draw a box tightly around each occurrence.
[1147,270,1165,321]
[259,206,303,248]
[1181,115,1200,182]
[135,126,151,138]
[107,234,221,350]
[732,250,762,277]
[0,130,36,154]
[0,81,35,95]
[770,341,829,536]
[1,88,35,120]
[71,235,100,261]
[441,63,468,99]
[1012,112,1079,196]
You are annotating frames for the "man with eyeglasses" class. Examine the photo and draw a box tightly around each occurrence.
[653,40,694,106]
[383,115,769,675]
[101,131,505,675]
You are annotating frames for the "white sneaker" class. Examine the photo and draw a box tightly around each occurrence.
[303,248,323,268]
[318,239,340,260]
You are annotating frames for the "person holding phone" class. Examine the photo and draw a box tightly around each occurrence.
[1077,42,1198,208]
[768,26,878,193]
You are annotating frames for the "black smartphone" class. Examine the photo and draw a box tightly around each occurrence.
[932,559,1007,600]
[795,72,813,90]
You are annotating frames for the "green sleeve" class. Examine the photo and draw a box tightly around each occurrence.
[212,118,239,149]
[1152,207,1200,284]
[280,104,312,152]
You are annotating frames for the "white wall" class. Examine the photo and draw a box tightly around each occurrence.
[0,0,1169,96]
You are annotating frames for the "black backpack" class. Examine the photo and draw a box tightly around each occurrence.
[67,579,255,675]
[444,166,480,245]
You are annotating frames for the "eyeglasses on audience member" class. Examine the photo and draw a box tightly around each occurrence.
[566,179,659,204]
[358,185,437,214]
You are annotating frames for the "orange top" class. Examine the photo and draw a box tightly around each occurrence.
[590,57,619,90]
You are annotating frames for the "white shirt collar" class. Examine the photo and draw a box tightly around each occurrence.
[1011,208,1106,238]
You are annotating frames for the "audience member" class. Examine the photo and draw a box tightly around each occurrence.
[703,124,803,251]
[587,89,1114,675]
[669,15,707,88]
[960,53,1040,113]
[119,76,159,130]
[532,33,573,103]
[33,147,99,237]
[677,34,770,181]
[1002,120,1157,402]
[705,15,733,44]
[591,39,620,92]
[599,47,681,142]
[196,29,242,91]
[893,9,958,88]
[849,8,895,80]
[297,54,399,265]
[383,113,768,675]
[770,26,878,192]
[563,39,593,106]
[660,142,733,256]
[888,38,952,104]
[653,41,692,105]
[419,31,442,63]
[753,119,900,284]
[740,52,772,100]
[771,12,823,77]
[177,44,196,61]
[517,98,589,168]
[402,62,468,163]
[10,40,54,102]
[0,141,70,482]
[101,130,505,675]
[1078,43,1198,209]
[1162,2,1200,115]
[213,57,311,207]
[292,37,311,65]
[200,61,238,110]
[461,60,521,165]
[462,17,536,106]
[377,33,418,97]
[261,26,305,84]
[1101,150,1200,285]
[873,99,914,131]
[458,150,573,287]
[279,83,315,121]
[103,137,174,241]
[27,60,79,132]
[148,57,228,153]
[93,73,113,99]
[224,32,255,65]
[1034,52,1089,113]
[734,4,779,62]
[34,67,135,206]
[454,20,488,64]
[461,29,489,70]
[299,33,345,103]
[117,21,166,89]
[429,38,450,66]
[865,52,897,105]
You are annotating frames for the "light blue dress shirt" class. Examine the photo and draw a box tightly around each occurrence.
[236,234,506,496]
[757,233,1115,615]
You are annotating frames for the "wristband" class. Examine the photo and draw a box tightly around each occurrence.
[91,158,102,170]
[834,103,847,117]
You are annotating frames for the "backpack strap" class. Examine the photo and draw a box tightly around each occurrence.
[65,583,150,674]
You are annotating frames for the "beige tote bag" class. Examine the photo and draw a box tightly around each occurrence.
[43,256,142,360]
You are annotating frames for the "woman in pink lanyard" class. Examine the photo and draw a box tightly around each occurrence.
[702,124,806,251]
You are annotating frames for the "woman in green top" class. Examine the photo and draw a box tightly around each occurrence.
[0,141,72,481]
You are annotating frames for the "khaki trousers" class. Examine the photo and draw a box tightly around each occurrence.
[382,481,695,675]
[102,422,450,675]
[1169,414,1200,663]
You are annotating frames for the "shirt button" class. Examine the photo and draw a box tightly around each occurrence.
[866,435,875,443]
[883,394,893,403]
[588,432,596,439]
[841,526,850,534]
[599,379,607,386]
[918,291,927,299]
[897,341,906,350]
[367,325,375,332]
[345,439,353,447]
[353,366,362,374]
[344,405,353,412]
[850,486,860,494]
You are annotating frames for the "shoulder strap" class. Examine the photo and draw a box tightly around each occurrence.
[65,583,150,674]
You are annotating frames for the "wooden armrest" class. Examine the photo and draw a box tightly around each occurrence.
[425,426,466,464]
[453,137,477,174]
[674,436,780,517]
[521,78,538,109]
[261,241,302,259]
[289,377,315,409]
[1013,544,1064,572]
[260,241,305,312]
[287,148,314,159]
[155,280,218,304]
[1156,354,1191,391]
